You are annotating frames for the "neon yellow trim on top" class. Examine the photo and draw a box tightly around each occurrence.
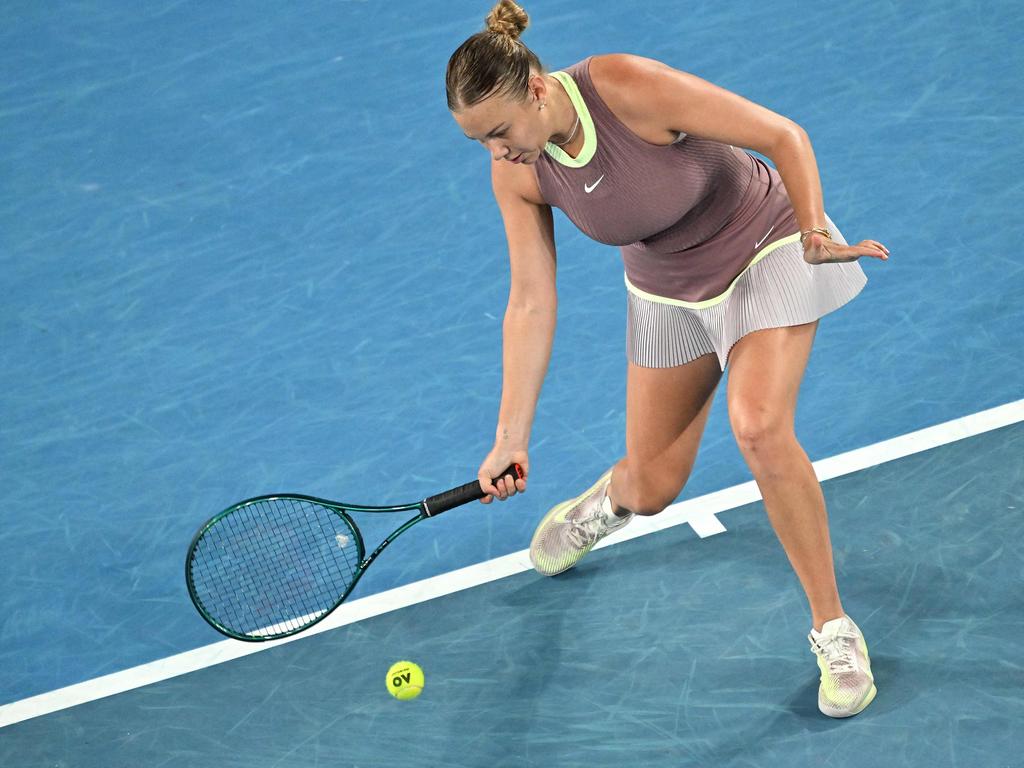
[624,233,801,309]
[543,71,597,168]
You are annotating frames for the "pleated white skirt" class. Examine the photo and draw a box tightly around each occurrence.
[626,219,867,370]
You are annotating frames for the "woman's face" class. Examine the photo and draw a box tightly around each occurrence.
[452,78,549,165]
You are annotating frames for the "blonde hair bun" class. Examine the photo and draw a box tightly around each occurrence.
[446,0,542,109]
[485,0,529,39]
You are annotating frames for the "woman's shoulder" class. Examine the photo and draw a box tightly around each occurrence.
[587,53,672,103]
[586,54,683,145]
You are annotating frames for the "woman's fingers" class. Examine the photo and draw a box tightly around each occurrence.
[805,239,890,264]
[477,468,500,503]
[852,245,888,261]
[481,473,512,501]
[478,455,529,503]
[495,475,511,499]
[861,239,889,253]
[855,239,890,259]
[494,471,527,500]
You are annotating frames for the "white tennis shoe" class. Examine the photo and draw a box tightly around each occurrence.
[809,615,877,717]
[529,469,633,576]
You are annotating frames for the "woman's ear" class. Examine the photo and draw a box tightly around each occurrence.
[528,72,548,107]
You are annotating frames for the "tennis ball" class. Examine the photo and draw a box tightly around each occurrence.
[386,660,424,701]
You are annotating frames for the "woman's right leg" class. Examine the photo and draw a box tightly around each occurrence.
[609,353,723,517]
[528,352,721,576]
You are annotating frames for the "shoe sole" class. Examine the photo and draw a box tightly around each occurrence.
[819,683,877,718]
[529,470,613,577]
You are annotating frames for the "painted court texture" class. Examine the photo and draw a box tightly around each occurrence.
[2,1,1022,766]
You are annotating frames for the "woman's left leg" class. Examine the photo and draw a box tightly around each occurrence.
[728,321,877,718]
[725,321,843,631]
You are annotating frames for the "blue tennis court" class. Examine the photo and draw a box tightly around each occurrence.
[2,1,1022,766]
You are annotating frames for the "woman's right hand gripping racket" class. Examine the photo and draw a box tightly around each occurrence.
[186,464,524,642]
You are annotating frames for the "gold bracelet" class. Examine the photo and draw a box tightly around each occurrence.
[800,227,832,244]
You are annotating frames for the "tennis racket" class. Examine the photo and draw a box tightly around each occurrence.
[186,463,524,642]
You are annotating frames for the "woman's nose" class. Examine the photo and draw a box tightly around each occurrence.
[486,139,508,160]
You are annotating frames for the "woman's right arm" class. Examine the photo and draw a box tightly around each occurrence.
[478,159,557,503]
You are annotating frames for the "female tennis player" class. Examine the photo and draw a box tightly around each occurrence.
[447,0,886,717]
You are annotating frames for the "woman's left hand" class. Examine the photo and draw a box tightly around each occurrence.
[803,233,889,265]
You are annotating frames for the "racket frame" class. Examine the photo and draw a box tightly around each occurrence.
[185,464,522,642]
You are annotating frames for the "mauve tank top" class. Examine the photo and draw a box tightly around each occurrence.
[534,58,799,303]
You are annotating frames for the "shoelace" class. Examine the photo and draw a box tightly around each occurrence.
[566,512,607,549]
[810,631,860,675]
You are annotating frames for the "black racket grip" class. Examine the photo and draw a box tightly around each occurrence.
[423,463,524,517]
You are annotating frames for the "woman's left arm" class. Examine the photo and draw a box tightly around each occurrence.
[591,54,889,264]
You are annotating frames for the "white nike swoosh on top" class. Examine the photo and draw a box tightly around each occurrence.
[584,175,605,194]
[754,225,776,249]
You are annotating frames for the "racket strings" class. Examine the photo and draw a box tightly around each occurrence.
[188,498,361,639]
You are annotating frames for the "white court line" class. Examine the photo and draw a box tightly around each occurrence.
[1,399,1021,729]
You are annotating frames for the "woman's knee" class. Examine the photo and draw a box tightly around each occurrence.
[729,401,795,463]
[613,463,690,517]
